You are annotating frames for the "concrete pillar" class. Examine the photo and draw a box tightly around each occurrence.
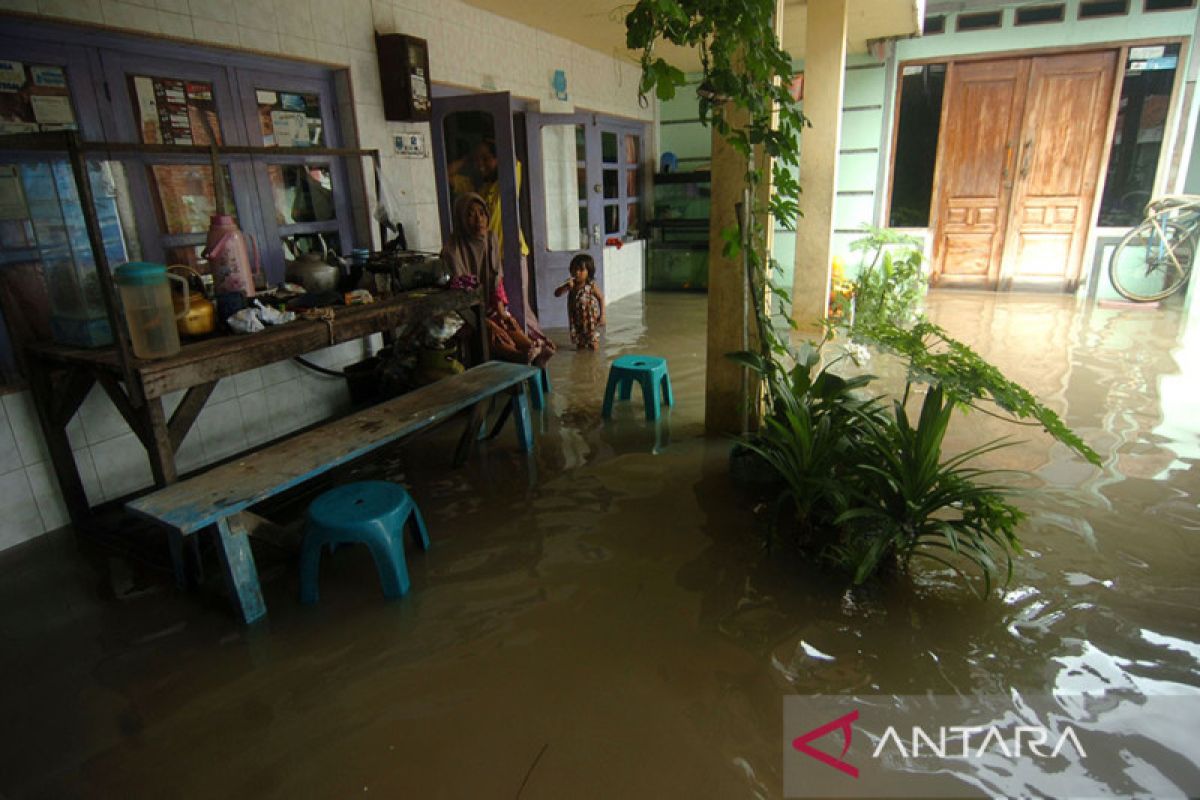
[704,4,786,435]
[705,105,752,435]
[791,0,848,334]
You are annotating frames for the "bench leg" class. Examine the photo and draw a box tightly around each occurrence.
[454,400,488,467]
[661,370,675,407]
[511,388,533,452]
[215,516,267,624]
[528,373,545,410]
[168,529,187,589]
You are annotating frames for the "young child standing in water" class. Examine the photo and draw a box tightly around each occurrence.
[555,254,605,350]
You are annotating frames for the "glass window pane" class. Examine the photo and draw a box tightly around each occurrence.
[602,131,617,163]
[888,63,946,227]
[626,202,639,236]
[604,204,619,234]
[268,164,335,224]
[149,164,234,235]
[1098,44,1181,226]
[624,134,639,164]
[283,231,341,262]
[443,110,498,232]
[257,90,324,147]
[626,167,641,199]
[129,75,221,145]
[578,206,589,249]
[540,124,584,252]
[575,125,586,162]
[0,62,78,133]
[603,169,618,199]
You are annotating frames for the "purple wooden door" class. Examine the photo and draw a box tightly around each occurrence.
[524,112,604,329]
[430,92,531,325]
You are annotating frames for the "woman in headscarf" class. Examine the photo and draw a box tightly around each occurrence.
[441,193,555,366]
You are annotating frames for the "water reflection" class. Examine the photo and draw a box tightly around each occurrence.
[1,290,1198,798]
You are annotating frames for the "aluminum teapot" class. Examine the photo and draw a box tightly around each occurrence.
[285,237,341,293]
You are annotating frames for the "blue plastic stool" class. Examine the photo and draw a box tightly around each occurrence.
[528,366,551,410]
[299,480,430,605]
[602,355,674,420]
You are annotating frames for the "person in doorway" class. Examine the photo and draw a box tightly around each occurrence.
[448,138,529,261]
[554,253,605,350]
[441,193,555,366]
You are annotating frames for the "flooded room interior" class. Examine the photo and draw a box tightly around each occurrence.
[1,0,1198,797]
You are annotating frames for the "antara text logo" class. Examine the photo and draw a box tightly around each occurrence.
[790,708,1087,779]
[777,694,1152,799]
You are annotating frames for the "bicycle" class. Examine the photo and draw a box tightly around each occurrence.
[1108,194,1199,302]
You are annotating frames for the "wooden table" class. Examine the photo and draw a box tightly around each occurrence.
[26,287,484,529]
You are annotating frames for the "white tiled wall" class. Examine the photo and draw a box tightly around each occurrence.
[0,340,366,550]
[603,240,644,306]
[0,0,652,550]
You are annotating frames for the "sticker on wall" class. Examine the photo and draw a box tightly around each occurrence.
[551,69,568,102]
[0,60,23,92]
[394,133,427,158]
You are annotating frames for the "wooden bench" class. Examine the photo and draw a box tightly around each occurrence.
[126,360,540,624]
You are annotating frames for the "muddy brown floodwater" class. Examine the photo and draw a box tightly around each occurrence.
[0,290,1197,798]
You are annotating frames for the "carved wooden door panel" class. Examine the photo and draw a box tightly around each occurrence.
[931,58,1029,288]
[1000,51,1117,290]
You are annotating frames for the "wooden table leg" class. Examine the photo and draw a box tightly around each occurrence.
[27,360,94,530]
[215,515,267,624]
[144,396,178,486]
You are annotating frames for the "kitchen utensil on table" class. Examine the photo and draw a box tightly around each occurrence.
[114,262,189,359]
[169,264,216,337]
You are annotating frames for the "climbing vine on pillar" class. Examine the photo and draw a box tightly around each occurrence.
[626,0,806,405]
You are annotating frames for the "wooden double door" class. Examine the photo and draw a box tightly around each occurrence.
[932,51,1118,290]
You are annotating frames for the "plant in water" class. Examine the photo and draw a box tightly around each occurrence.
[835,385,1025,596]
[626,2,1098,596]
[842,225,928,330]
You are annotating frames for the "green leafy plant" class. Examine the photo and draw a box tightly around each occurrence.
[854,319,1101,466]
[843,225,928,329]
[835,385,1025,596]
[738,342,883,551]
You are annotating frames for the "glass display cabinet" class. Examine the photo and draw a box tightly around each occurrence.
[645,170,710,290]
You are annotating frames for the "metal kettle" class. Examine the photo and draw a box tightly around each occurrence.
[285,236,341,293]
[169,265,216,337]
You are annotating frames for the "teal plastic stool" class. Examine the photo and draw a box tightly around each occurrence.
[528,366,551,410]
[602,355,674,420]
[299,480,430,605]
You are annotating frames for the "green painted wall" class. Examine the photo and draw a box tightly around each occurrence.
[656,1,1200,297]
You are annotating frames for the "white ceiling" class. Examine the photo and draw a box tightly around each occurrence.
[460,0,925,71]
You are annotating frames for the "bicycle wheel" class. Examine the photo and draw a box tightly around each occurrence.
[1109,219,1195,302]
